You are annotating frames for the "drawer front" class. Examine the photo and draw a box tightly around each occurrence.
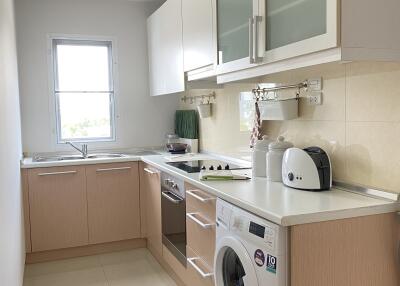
[186,184,216,222]
[186,247,214,286]
[185,183,216,268]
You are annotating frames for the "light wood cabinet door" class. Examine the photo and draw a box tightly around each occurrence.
[140,163,162,256]
[291,213,400,286]
[86,162,141,244]
[28,166,88,252]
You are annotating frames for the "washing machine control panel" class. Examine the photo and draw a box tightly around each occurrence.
[249,221,265,238]
[248,221,276,250]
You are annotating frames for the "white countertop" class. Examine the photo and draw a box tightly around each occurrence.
[141,155,400,227]
[21,152,399,226]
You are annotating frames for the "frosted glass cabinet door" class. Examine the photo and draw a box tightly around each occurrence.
[217,0,254,64]
[260,0,338,63]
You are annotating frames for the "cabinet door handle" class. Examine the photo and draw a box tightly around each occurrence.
[187,213,215,229]
[187,257,214,278]
[144,167,157,175]
[253,15,262,63]
[186,189,215,203]
[249,17,254,63]
[37,170,77,176]
[96,167,131,172]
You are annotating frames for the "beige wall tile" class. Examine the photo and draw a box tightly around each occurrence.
[263,120,346,181]
[260,63,346,121]
[346,122,400,192]
[346,62,400,122]
[182,62,400,193]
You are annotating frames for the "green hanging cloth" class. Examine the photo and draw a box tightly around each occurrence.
[175,110,199,139]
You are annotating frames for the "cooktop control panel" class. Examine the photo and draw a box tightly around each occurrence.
[166,160,251,173]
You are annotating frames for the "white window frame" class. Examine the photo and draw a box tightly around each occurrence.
[51,38,116,143]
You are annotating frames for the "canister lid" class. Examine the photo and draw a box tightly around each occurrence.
[254,135,271,150]
[268,136,293,150]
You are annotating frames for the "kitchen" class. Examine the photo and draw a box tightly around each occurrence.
[1,0,400,285]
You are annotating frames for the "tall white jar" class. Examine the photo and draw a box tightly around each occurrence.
[252,135,272,178]
[266,136,293,182]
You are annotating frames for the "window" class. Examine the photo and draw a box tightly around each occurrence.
[52,38,115,143]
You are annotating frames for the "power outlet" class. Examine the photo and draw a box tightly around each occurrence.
[308,92,322,105]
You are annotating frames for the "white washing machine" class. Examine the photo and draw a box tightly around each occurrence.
[214,199,288,286]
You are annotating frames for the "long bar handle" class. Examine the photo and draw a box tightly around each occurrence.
[187,257,214,278]
[96,166,131,172]
[253,16,262,63]
[144,167,158,175]
[38,170,77,176]
[187,213,215,229]
[249,17,254,63]
[186,189,216,203]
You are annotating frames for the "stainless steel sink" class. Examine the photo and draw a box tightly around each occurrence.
[33,153,126,162]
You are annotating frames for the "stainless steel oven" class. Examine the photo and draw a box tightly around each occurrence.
[161,172,186,266]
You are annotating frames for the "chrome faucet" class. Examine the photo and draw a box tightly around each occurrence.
[66,142,88,158]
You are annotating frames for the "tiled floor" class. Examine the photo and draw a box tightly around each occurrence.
[23,248,177,286]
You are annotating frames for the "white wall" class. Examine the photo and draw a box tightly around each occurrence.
[0,0,25,284]
[15,0,179,153]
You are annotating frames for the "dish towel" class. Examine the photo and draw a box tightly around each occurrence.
[199,170,250,181]
[250,99,262,148]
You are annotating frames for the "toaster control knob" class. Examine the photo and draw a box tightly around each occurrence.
[225,164,230,170]
[288,172,294,181]
[217,165,222,170]
[209,165,214,170]
[201,166,206,170]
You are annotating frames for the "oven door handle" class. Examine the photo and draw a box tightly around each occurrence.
[161,191,183,204]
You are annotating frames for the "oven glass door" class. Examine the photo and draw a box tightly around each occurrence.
[161,186,187,266]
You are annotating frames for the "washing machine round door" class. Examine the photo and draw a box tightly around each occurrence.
[214,236,258,286]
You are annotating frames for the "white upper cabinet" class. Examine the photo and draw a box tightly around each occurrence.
[182,0,215,72]
[217,0,338,75]
[147,0,184,96]
[217,0,400,83]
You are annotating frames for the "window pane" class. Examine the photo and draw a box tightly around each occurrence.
[56,43,111,91]
[58,93,112,140]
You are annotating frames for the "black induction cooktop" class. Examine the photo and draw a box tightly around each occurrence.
[166,160,251,173]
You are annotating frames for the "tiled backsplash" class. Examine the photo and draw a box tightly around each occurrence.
[181,62,400,193]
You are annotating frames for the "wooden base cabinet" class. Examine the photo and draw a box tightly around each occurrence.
[86,162,141,244]
[27,166,88,252]
[140,163,162,257]
[290,213,400,286]
[185,183,216,286]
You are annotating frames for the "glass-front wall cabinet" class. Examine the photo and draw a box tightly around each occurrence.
[217,0,254,65]
[217,0,338,71]
[266,0,327,50]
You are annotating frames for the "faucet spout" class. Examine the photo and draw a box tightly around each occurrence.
[66,142,88,158]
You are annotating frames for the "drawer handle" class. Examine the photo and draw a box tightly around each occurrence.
[144,167,158,174]
[187,213,215,229]
[37,170,77,176]
[187,257,214,278]
[96,167,131,172]
[186,189,215,203]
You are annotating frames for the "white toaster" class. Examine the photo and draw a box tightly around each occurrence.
[282,147,332,191]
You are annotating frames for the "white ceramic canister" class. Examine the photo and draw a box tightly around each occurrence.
[252,135,272,178]
[266,136,293,182]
